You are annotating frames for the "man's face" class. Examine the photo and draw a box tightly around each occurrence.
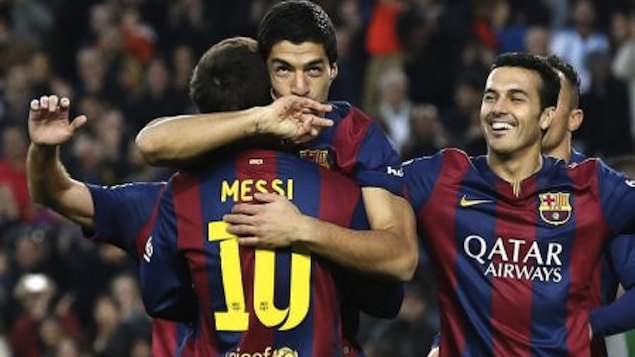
[480,67,547,156]
[541,71,572,153]
[267,40,337,103]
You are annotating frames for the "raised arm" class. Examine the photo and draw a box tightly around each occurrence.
[27,95,94,227]
[135,96,333,166]
[225,188,418,281]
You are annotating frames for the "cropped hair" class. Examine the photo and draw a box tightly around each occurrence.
[491,53,561,111]
[257,0,337,64]
[189,37,271,113]
[544,55,581,109]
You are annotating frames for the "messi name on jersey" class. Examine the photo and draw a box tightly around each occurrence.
[221,179,294,202]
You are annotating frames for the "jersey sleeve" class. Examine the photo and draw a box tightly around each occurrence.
[85,182,164,254]
[596,160,635,234]
[332,106,404,195]
[402,152,444,212]
[139,193,198,322]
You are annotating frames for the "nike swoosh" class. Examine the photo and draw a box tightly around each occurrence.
[460,195,493,207]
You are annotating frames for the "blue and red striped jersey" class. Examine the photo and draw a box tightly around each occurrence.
[404,149,635,357]
[86,182,196,357]
[301,101,403,195]
[141,149,379,356]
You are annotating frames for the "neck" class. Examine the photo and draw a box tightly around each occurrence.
[487,143,543,196]
[545,135,572,163]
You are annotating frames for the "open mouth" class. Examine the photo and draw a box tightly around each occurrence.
[489,119,516,136]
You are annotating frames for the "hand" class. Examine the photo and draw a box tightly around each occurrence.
[427,347,439,357]
[28,95,87,146]
[257,95,333,143]
[223,192,310,248]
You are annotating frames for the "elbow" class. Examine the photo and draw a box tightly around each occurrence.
[135,129,166,166]
[398,249,419,281]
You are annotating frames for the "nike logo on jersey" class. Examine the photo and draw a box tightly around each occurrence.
[459,195,493,207]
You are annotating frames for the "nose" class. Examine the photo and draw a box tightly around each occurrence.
[291,72,310,97]
[490,97,509,115]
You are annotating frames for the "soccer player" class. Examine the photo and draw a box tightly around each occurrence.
[403,52,635,356]
[27,36,402,356]
[24,41,333,356]
[135,0,418,281]
[426,55,635,357]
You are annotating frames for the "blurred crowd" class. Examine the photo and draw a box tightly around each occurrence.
[0,0,633,356]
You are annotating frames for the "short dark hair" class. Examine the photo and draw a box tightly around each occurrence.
[257,0,337,64]
[189,37,271,113]
[544,55,580,109]
[491,53,560,111]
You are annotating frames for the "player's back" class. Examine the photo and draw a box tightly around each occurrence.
[145,148,369,357]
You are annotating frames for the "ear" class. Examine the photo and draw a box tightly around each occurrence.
[329,63,338,83]
[539,106,555,131]
[567,109,584,132]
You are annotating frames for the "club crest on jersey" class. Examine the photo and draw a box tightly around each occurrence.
[299,149,330,169]
[538,192,572,226]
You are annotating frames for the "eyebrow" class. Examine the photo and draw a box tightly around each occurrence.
[271,58,326,68]
[484,88,529,97]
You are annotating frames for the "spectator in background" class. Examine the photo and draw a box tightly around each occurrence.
[579,50,633,157]
[376,66,412,154]
[524,25,551,55]
[440,74,484,152]
[550,0,609,93]
[401,104,448,160]
[363,0,403,116]
[612,10,635,144]
[0,126,34,223]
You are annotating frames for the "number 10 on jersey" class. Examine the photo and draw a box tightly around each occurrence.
[208,221,311,331]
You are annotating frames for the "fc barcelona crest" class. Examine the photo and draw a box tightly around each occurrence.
[538,192,572,226]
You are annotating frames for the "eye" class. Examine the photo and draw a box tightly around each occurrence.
[274,66,291,76]
[511,96,525,103]
[307,67,323,77]
[483,94,496,102]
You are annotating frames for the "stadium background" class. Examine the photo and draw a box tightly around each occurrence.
[0,0,634,356]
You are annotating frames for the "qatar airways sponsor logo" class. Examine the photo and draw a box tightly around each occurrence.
[463,235,563,283]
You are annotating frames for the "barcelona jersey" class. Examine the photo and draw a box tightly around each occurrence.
[86,182,196,356]
[404,149,635,357]
[140,149,378,356]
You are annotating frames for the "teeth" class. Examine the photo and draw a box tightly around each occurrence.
[492,122,513,130]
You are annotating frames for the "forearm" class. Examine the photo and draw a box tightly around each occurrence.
[298,215,417,281]
[589,287,635,337]
[135,108,262,166]
[27,144,93,226]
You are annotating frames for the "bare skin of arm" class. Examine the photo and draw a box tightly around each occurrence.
[224,188,419,281]
[27,95,94,228]
[135,95,333,166]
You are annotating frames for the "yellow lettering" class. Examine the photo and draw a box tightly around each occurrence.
[287,179,293,200]
[255,179,268,194]
[240,179,254,202]
[221,180,239,203]
[221,179,294,203]
[271,179,284,197]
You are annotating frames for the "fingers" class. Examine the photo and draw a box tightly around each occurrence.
[223,212,254,225]
[253,192,278,203]
[294,97,332,113]
[230,203,261,215]
[309,116,334,128]
[31,95,71,112]
[70,115,88,130]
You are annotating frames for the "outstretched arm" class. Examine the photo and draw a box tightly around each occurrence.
[225,189,419,281]
[27,95,94,227]
[135,96,333,166]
